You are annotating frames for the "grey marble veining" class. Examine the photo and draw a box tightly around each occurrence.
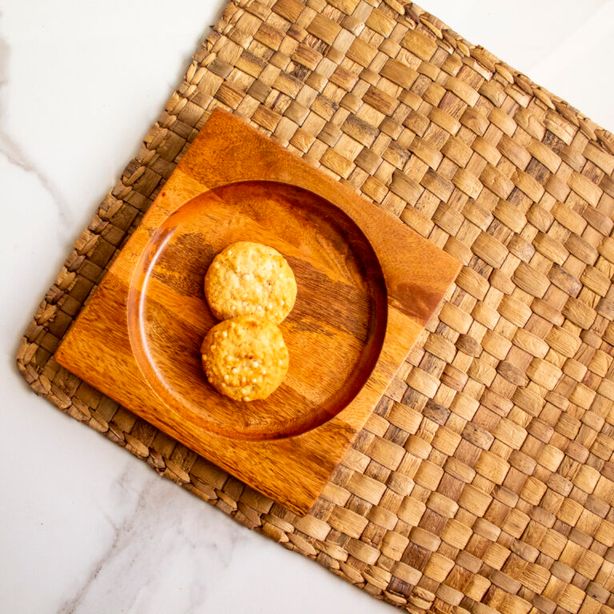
[0,36,72,225]
[58,467,242,614]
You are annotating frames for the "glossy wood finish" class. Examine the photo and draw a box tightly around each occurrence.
[56,110,460,513]
[128,181,387,440]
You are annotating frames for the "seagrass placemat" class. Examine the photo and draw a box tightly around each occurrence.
[18,1,614,611]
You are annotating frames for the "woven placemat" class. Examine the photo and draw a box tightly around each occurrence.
[17,1,614,611]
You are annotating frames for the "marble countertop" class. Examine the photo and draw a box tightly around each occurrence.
[1,1,612,612]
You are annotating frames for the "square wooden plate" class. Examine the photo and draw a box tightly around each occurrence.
[56,110,460,514]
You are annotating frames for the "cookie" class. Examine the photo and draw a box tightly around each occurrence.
[201,316,289,401]
[204,241,297,324]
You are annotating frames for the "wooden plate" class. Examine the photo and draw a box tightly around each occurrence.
[56,110,460,513]
[128,180,387,441]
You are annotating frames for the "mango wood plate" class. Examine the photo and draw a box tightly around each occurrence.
[56,110,460,513]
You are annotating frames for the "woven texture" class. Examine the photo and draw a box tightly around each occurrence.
[17,1,614,611]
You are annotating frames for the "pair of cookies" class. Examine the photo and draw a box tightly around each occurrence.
[201,242,296,401]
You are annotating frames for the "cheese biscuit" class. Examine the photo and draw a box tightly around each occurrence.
[201,316,289,401]
[204,241,297,323]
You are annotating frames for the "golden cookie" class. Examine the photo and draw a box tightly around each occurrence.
[204,241,297,324]
[201,316,289,401]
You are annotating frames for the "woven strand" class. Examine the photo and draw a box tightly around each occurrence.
[17,1,614,612]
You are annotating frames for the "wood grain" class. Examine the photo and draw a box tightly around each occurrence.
[55,110,460,513]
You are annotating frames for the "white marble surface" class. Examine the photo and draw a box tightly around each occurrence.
[1,1,613,612]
